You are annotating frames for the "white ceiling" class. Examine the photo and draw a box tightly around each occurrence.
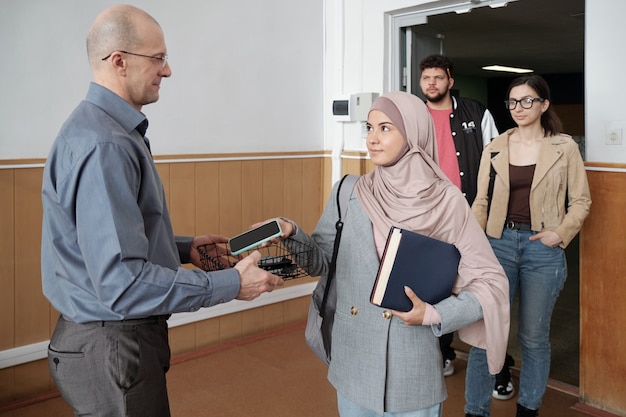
[423,0,585,78]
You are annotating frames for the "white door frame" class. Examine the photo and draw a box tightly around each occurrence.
[386,0,518,92]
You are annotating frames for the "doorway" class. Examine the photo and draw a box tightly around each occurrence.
[390,0,585,387]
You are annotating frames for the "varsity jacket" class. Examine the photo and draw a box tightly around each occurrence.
[450,96,499,204]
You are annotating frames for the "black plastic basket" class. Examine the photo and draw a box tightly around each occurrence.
[196,240,315,280]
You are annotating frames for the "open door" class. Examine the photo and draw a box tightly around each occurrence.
[408,25,444,99]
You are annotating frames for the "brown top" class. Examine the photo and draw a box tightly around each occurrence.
[507,164,535,224]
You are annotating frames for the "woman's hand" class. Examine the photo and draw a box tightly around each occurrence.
[392,286,426,325]
[249,218,295,244]
[241,218,296,249]
[275,217,295,239]
[529,230,562,248]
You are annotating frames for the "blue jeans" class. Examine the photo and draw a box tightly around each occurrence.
[338,392,442,417]
[465,229,567,416]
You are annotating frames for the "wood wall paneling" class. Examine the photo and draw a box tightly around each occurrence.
[155,164,171,208]
[14,169,47,346]
[219,311,244,344]
[218,161,243,237]
[168,321,198,358]
[194,162,221,235]
[0,367,15,403]
[579,168,626,415]
[261,159,285,220]
[169,162,196,236]
[242,307,266,337]
[322,157,333,204]
[241,160,264,229]
[342,152,373,177]
[0,154,324,406]
[283,296,309,326]
[301,158,324,234]
[341,158,358,177]
[195,316,221,350]
[282,159,304,226]
[0,170,15,351]
[262,302,285,332]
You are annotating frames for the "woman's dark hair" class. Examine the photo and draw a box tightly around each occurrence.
[506,74,563,136]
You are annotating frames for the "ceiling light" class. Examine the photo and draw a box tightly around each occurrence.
[482,65,534,74]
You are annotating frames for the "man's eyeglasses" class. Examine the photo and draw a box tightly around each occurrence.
[504,97,545,110]
[101,51,168,68]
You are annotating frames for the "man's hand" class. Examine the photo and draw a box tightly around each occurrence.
[234,251,285,300]
[190,234,230,270]
[392,286,426,325]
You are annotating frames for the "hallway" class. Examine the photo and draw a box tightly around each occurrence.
[0,324,588,417]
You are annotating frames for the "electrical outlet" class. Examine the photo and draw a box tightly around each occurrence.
[606,128,623,145]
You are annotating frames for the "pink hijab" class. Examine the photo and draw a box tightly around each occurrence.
[355,92,455,239]
[355,91,510,374]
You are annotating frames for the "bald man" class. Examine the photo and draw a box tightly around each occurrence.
[42,6,283,416]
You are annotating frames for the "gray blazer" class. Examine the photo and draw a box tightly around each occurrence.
[290,181,483,414]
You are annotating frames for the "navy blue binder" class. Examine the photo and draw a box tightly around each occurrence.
[370,226,461,312]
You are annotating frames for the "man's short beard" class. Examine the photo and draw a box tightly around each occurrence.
[425,91,448,103]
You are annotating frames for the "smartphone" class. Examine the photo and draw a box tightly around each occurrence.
[228,220,282,256]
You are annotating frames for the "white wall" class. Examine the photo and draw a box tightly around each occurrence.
[0,0,323,159]
[3,1,624,167]
[585,1,626,164]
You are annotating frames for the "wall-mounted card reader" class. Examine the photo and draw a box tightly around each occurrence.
[332,92,379,122]
[332,99,350,116]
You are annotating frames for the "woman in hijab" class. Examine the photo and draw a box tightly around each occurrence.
[272,91,509,417]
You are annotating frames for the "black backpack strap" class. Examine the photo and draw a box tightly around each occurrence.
[337,174,358,221]
[320,174,358,312]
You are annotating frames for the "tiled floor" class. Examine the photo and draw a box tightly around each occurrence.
[0,325,590,417]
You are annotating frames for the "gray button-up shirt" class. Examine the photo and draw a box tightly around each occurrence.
[42,83,239,323]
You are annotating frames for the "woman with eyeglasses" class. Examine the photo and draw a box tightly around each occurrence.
[463,74,591,417]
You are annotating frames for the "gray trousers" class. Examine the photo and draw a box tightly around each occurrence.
[48,315,171,417]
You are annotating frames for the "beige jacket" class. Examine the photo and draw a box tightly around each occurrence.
[472,128,591,248]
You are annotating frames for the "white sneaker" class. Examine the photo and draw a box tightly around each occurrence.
[443,359,455,377]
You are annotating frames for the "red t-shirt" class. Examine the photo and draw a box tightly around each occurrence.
[428,107,461,190]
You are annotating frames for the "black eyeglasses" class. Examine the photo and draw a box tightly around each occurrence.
[504,97,545,110]
[101,51,168,68]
